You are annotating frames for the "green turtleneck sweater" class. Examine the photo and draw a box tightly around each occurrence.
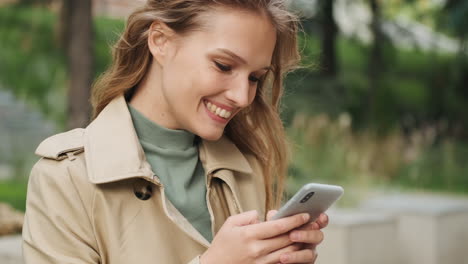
[127,103,212,242]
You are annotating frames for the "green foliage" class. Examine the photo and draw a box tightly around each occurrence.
[93,16,125,79]
[0,5,66,123]
[385,0,442,29]
[443,0,468,38]
[0,5,125,127]
[388,77,428,111]
[0,180,28,212]
[284,31,467,133]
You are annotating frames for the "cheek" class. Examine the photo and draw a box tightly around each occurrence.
[167,66,200,100]
[197,69,227,96]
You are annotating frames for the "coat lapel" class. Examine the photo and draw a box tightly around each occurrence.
[83,96,155,184]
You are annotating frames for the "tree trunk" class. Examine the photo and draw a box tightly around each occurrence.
[58,0,72,50]
[319,0,338,77]
[368,0,383,122]
[66,0,93,129]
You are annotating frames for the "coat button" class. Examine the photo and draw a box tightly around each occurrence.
[133,180,153,200]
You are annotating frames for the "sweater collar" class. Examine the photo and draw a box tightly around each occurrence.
[127,103,196,151]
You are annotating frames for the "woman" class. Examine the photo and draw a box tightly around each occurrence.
[22,0,328,263]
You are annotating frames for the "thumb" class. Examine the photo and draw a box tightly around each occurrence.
[227,210,259,226]
[266,210,278,221]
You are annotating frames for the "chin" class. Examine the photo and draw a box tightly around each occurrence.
[196,129,224,142]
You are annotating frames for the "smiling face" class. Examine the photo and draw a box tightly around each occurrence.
[131,7,277,141]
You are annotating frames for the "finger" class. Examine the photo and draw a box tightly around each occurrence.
[261,243,302,263]
[246,213,310,239]
[267,210,278,221]
[280,248,317,263]
[289,229,324,244]
[226,210,259,226]
[316,213,329,229]
[296,221,320,231]
[258,233,294,255]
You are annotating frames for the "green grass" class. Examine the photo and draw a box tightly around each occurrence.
[0,180,28,212]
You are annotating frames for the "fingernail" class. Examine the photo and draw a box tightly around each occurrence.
[312,222,320,230]
[303,213,310,222]
[321,213,328,222]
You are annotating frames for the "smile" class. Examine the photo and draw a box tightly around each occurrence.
[204,100,232,119]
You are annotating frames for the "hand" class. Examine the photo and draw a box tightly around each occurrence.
[200,210,310,264]
[266,211,329,264]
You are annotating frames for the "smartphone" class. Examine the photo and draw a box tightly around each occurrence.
[271,183,344,222]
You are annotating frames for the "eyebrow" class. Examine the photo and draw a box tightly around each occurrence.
[216,48,272,71]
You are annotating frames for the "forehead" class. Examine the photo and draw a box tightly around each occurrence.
[181,7,277,67]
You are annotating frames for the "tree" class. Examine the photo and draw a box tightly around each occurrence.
[442,0,468,138]
[318,0,338,77]
[367,0,384,124]
[63,0,94,129]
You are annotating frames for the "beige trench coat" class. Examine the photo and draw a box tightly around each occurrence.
[22,96,266,264]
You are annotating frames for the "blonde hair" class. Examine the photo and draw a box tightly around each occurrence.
[91,0,300,212]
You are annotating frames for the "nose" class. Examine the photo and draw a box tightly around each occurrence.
[225,75,252,108]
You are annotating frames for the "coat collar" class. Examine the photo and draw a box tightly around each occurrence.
[84,96,252,184]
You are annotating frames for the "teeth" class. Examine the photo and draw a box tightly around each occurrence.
[205,101,232,119]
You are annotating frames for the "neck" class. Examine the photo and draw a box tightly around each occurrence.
[129,63,180,130]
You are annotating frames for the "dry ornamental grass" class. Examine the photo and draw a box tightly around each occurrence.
[0,203,23,236]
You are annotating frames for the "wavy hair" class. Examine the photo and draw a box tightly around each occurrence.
[91,0,300,213]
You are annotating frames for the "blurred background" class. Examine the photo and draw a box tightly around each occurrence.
[0,0,467,263]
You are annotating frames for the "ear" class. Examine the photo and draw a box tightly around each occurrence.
[148,21,175,66]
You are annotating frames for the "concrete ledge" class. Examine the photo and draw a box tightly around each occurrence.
[0,235,23,264]
[361,194,468,264]
[317,209,398,264]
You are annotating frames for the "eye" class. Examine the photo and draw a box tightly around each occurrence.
[214,61,231,72]
[248,75,260,83]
